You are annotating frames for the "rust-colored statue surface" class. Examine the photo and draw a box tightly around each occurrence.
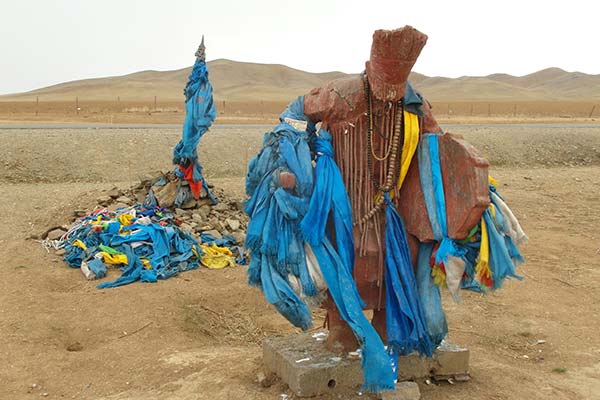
[303,26,489,351]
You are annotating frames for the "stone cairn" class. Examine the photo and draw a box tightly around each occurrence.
[43,171,248,251]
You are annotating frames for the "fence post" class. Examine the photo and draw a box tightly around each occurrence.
[76,96,79,115]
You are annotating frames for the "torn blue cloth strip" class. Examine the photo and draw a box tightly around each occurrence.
[419,133,466,264]
[383,194,435,357]
[312,239,395,393]
[244,96,317,330]
[415,242,448,347]
[301,129,354,274]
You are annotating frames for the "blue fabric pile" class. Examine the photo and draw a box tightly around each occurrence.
[60,205,202,288]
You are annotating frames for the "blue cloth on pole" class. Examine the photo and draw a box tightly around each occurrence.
[172,57,217,205]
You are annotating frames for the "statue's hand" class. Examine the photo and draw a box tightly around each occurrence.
[279,171,296,190]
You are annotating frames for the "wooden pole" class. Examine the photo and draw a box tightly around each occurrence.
[154,95,157,111]
[513,104,517,117]
[35,96,39,117]
[589,105,596,118]
[488,103,491,117]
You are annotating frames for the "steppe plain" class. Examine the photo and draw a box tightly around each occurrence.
[1,60,599,399]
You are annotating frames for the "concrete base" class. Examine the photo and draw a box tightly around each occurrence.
[263,330,469,397]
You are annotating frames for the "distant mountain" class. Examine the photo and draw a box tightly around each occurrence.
[2,60,599,102]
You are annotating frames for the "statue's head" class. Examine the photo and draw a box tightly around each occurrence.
[365,26,427,101]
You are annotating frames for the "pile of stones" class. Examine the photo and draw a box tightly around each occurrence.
[43,172,249,248]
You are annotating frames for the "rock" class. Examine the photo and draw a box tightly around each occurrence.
[192,213,203,225]
[46,228,66,241]
[232,232,246,245]
[66,342,84,352]
[203,230,222,240]
[379,381,421,400]
[139,171,164,185]
[181,198,198,209]
[197,198,213,207]
[180,223,193,232]
[115,196,132,205]
[233,200,245,212]
[96,195,112,206]
[107,187,123,199]
[55,249,65,256]
[257,371,276,388]
[213,202,229,212]
[226,218,241,231]
[153,180,178,208]
[175,208,189,218]
[135,192,146,203]
[110,203,129,211]
[73,209,86,218]
[199,225,213,232]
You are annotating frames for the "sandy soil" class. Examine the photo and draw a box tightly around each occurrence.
[1,125,599,399]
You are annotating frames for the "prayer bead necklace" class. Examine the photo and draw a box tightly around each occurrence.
[358,73,405,226]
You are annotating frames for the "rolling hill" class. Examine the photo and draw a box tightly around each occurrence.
[2,60,599,102]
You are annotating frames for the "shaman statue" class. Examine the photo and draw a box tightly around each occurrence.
[245,26,526,392]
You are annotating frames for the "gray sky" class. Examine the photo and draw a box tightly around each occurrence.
[1,0,598,95]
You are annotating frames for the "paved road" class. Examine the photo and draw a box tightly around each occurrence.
[1,123,600,130]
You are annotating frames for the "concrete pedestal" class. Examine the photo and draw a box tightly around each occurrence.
[263,330,469,398]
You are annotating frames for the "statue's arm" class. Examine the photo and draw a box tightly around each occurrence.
[419,97,443,134]
[303,86,328,124]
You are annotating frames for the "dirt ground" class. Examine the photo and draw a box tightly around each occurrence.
[1,124,599,399]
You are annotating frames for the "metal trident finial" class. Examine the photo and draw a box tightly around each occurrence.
[195,35,206,61]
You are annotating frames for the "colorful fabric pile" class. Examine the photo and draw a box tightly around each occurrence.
[43,205,238,288]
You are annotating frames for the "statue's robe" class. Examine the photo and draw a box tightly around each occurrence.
[304,75,490,314]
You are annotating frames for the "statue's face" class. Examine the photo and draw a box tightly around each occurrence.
[366,26,427,101]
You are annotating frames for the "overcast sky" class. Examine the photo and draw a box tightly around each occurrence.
[1,0,598,95]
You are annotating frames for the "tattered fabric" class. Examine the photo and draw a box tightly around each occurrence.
[172,57,217,205]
